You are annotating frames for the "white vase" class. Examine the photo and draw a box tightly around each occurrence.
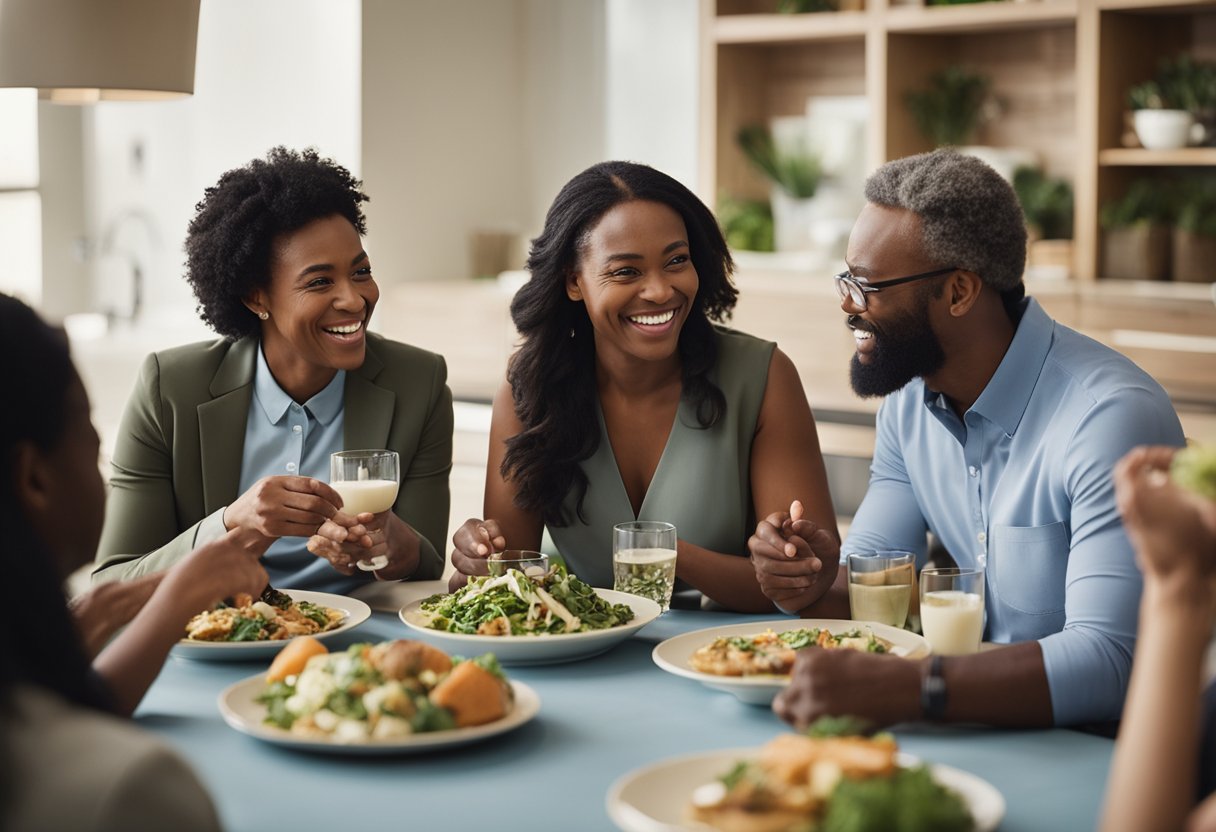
[771,188,816,252]
[1133,109,1195,150]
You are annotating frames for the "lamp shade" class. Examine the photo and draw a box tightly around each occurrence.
[0,0,200,102]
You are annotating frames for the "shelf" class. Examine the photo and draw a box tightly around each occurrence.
[713,12,870,43]
[883,0,1076,33]
[1098,147,1216,166]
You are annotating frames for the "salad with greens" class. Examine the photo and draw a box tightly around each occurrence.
[420,566,635,636]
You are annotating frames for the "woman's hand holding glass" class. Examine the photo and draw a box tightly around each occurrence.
[222,475,344,542]
[307,510,420,580]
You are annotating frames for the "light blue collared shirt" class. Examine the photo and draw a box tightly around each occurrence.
[234,345,358,594]
[843,298,1184,725]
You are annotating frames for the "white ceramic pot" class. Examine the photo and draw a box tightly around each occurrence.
[1133,109,1195,150]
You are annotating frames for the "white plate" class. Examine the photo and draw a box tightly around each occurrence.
[172,590,372,661]
[652,618,931,705]
[399,588,661,666]
[217,673,539,755]
[606,748,1004,832]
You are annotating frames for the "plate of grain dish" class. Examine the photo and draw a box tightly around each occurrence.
[399,565,660,665]
[652,619,930,704]
[173,587,370,661]
[218,636,539,754]
[607,725,1003,832]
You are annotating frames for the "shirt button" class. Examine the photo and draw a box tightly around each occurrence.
[977,531,987,543]
[292,425,302,434]
[968,466,978,478]
[286,462,297,472]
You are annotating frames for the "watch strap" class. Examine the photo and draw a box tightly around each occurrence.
[921,655,948,722]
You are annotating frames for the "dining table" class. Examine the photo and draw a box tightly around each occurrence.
[136,580,1115,831]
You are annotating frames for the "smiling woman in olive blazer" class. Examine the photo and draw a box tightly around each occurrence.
[92,332,451,586]
[92,147,451,592]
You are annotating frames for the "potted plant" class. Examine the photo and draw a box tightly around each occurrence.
[1173,181,1216,283]
[737,123,822,252]
[1128,54,1216,149]
[1099,179,1175,281]
[1129,80,1195,150]
[1013,166,1074,279]
[904,66,994,148]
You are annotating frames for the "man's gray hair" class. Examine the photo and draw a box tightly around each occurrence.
[864,149,1027,293]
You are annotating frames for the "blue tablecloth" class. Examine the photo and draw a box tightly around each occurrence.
[137,607,1113,831]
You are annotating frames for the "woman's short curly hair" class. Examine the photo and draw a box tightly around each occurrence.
[185,146,369,339]
[865,149,1026,310]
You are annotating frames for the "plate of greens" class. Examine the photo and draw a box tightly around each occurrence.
[399,567,661,665]
[172,590,371,662]
[606,744,1003,832]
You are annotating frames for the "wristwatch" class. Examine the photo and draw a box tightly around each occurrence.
[921,655,948,721]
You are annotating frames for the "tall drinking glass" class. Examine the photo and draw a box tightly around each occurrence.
[847,551,915,628]
[612,521,677,611]
[919,566,985,656]
[330,449,399,571]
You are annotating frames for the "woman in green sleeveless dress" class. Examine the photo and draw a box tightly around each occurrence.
[450,161,838,613]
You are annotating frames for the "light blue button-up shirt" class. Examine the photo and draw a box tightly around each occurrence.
[843,298,1184,725]
[233,345,358,594]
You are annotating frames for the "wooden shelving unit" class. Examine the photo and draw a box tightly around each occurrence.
[699,0,1216,407]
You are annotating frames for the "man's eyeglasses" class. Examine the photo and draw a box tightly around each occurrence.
[834,267,957,310]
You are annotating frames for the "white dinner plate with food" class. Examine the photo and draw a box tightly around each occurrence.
[172,590,371,661]
[651,618,930,705]
[399,589,661,666]
[217,673,540,755]
[606,748,1004,832]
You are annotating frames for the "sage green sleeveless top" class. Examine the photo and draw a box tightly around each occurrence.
[547,327,776,589]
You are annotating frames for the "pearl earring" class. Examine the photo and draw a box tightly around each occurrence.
[258,311,269,320]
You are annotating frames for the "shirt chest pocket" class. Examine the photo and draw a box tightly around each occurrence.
[990,521,1069,616]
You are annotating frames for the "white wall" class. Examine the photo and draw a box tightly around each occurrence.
[84,0,361,324]
[522,0,607,239]
[604,0,701,191]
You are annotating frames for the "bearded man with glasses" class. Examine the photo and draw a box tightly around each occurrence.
[749,149,1185,731]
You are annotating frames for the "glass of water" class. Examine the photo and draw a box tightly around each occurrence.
[612,521,677,611]
[847,551,915,628]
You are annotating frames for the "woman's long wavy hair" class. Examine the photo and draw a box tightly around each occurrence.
[504,161,738,526]
[0,295,110,715]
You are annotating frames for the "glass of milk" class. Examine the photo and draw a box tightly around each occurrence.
[919,567,985,656]
[846,551,914,628]
[330,449,400,571]
[612,521,677,612]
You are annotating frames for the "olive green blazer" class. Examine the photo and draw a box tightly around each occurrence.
[92,333,452,583]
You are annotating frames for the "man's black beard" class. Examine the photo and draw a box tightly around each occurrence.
[848,302,946,398]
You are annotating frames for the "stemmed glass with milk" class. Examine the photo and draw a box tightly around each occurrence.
[329,450,399,572]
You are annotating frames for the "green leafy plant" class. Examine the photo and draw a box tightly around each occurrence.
[1013,166,1074,240]
[736,124,822,199]
[778,0,836,11]
[1176,179,1216,238]
[717,193,775,252]
[1099,179,1176,230]
[1129,54,1216,112]
[903,66,993,147]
